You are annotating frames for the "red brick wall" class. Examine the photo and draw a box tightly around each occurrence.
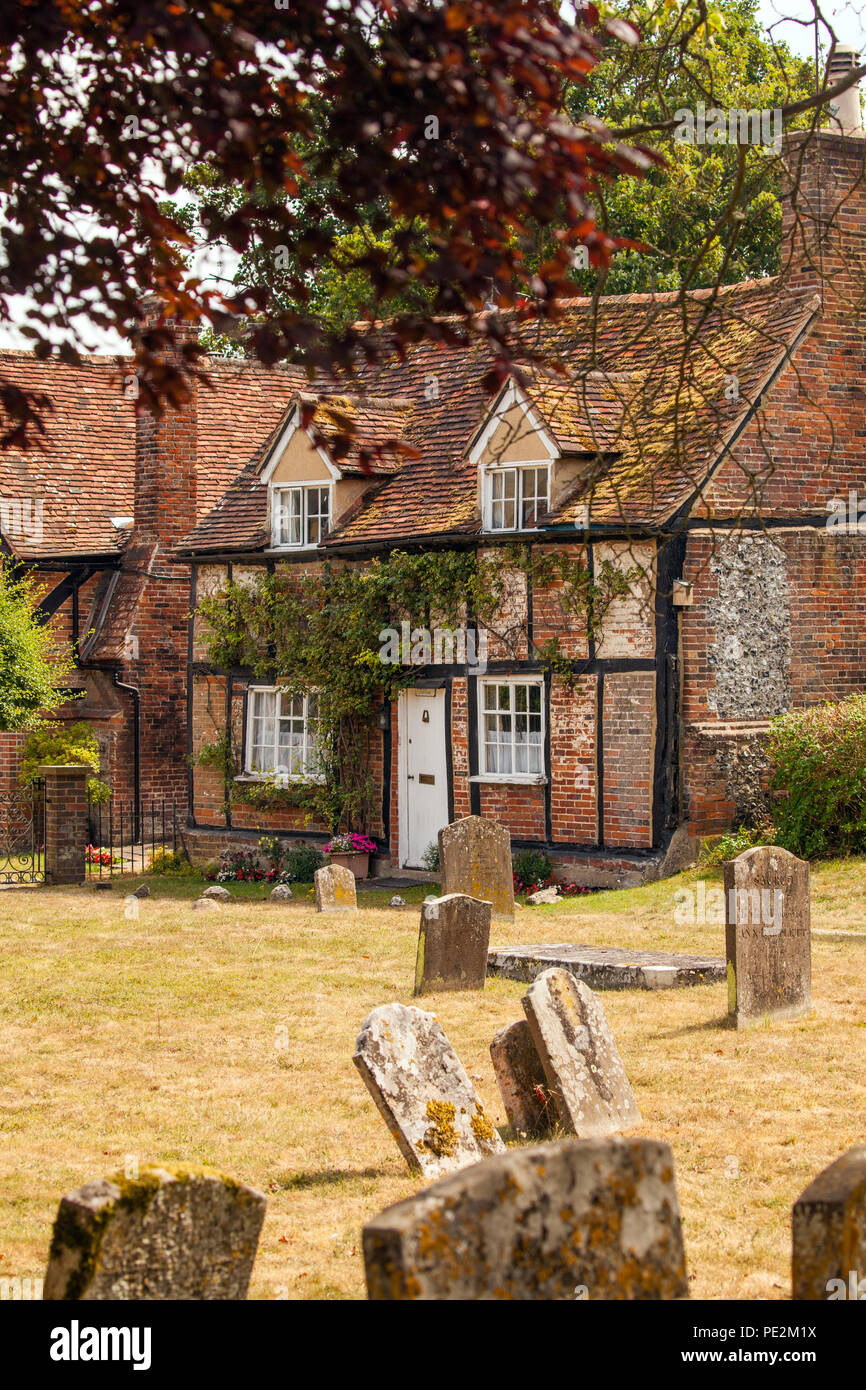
[601,671,655,847]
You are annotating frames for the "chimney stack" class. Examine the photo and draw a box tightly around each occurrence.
[826,46,864,138]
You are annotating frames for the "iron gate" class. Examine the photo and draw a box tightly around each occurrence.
[0,779,45,884]
[86,795,180,877]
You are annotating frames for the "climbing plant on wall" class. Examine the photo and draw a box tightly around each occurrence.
[197,548,635,831]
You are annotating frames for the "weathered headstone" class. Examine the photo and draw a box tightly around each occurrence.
[438,815,514,919]
[314,862,357,912]
[132,883,150,899]
[191,897,219,910]
[202,884,230,901]
[522,967,640,1137]
[363,1137,688,1300]
[270,883,293,901]
[43,1163,266,1300]
[724,845,810,1029]
[490,1019,552,1135]
[792,1145,866,1301]
[353,1002,504,1179]
[413,893,491,995]
[527,886,560,905]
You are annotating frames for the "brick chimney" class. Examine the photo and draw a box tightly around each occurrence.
[781,51,866,301]
[133,296,199,548]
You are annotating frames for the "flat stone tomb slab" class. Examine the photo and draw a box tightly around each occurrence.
[488,943,726,990]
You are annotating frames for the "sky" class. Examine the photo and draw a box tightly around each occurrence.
[2,2,865,357]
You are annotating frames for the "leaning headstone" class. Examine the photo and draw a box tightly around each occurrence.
[314,863,357,912]
[353,1003,504,1179]
[792,1145,866,1301]
[490,1019,552,1136]
[438,816,514,919]
[43,1163,266,1300]
[202,884,230,901]
[270,883,293,901]
[363,1137,688,1300]
[522,967,640,1137]
[132,883,150,899]
[413,893,492,995]
[724,845,811,1029]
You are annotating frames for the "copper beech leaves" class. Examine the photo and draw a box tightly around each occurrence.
[0,0,659,446]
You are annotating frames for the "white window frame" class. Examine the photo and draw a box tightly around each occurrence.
[482,462,550,533]
[476,676,546,782]
[271,483,332,550]
[243,685,323,783]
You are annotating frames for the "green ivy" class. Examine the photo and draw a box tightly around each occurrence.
[197,547,632,831]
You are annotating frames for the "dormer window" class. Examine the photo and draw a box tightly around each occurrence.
[485,464,550,532]
[273,484,331,549]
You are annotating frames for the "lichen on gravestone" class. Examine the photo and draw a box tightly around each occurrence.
[363,1137,689,1300]
[43,1163,266,1301]
[353,1002,504,1179]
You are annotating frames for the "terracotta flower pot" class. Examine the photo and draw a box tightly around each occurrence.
[328,851,369,880]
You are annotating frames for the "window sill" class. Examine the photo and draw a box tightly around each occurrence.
[468,774,547,786]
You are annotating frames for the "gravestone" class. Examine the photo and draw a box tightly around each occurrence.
[363,1137,688,1300]
[438,816,514,919]
[792,1145,866,1300]
[724,845,810,1029]
[522,967,640,1137]
[43,1163,266,1300]
[527,886,560,905]
[270,883,293,901]
[413,893,492,995]
[314,862,357,912]
[353,1002,504,1179]
[490,1019,552,1135]
[191,897,219,910]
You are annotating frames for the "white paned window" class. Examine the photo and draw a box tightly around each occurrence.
[273,485,331,548]
[486,465,549,531]
[479,679,544,777]
[246,687,321,780]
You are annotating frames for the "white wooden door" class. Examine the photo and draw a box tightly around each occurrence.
[401,688,449,868]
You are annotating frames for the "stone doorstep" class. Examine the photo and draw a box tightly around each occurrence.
[488,943,726,991]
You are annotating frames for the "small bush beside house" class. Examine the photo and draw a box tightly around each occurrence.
[767,693,866,859]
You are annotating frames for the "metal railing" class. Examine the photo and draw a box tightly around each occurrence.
[86,795,180,878]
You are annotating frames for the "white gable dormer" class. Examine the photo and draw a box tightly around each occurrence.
[260,403,340,550]
[468,380,557,533]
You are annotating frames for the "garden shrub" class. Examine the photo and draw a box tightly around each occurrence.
[768,693,866,858]
[699,823,774,867]
[19,720,111,802]
[512,849,553,894]
[147,847,195,875]
[282,842,324,883]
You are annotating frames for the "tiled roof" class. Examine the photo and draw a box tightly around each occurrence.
[0,351,310,560]
[290,393,416,474]
[0,351,135,558]
[181,278,819,554]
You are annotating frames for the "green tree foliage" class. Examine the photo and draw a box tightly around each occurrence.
[571,0,816,294]
[0,1,651,439]
[0,565,76,732]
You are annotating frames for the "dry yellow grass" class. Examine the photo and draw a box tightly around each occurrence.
[1,860,865,1300]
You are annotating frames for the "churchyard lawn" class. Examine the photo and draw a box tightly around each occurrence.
[1,860,865,1300]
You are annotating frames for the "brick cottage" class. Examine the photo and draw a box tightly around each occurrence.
[3,126,866,884]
